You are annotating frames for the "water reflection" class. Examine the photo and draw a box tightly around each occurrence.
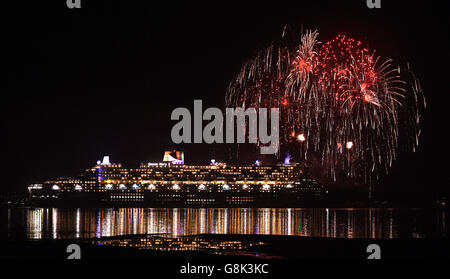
[96,234,266,252]
[19,208,444,240]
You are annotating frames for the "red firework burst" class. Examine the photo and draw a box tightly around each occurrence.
[315,34,380,106]
[226,29,425,182]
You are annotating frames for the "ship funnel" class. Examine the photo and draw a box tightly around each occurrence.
[101,156,110,165]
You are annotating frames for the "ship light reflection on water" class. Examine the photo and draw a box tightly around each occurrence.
[18,207,445,240]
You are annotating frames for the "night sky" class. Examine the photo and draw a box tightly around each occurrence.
[1,1,443,197]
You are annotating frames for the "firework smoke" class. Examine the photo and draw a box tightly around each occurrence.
[225,28,425,182]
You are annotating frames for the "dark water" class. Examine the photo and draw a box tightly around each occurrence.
[1,207,447,240]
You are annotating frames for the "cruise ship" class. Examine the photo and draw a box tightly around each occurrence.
[28,151,327,207]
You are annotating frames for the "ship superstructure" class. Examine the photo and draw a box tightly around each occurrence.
[28,152,326,206]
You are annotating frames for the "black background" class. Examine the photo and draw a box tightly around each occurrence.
[1,1,445,199]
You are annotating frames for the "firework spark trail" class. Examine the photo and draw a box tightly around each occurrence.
[225,28,425,182]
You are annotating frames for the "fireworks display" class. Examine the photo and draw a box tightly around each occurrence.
[225,28,425,182]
